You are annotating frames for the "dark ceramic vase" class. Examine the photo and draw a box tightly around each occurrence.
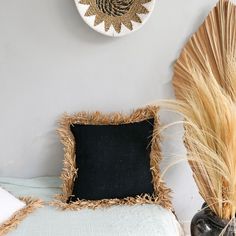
[191,203,235,236]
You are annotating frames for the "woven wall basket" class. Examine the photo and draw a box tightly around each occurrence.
[74,0,155,37]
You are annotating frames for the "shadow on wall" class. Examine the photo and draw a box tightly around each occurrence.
[56,0,116,43]
[31,128,64,177]
[2,125,63,178]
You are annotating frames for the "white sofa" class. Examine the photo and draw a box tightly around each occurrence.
[0,177,183,236]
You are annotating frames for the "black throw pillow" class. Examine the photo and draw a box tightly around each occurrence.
[55,106,172,210]
[69,118,154,201]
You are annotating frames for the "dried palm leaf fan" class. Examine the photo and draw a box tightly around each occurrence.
[74,0,155,36]
[172,0,236,221]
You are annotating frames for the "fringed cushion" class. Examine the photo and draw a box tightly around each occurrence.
[0,187,26,224]
[54,106,172,210]
[0,192,43,236]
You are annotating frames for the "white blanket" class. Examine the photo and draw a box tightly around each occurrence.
[0,177,183,236]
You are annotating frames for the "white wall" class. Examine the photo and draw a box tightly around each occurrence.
[0,0,223,222]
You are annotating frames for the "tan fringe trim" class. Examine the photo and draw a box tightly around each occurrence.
[0,197,43,236]
[55,106,172,210]
[51,193,169,210]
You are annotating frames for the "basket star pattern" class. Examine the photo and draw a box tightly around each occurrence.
[78,0,152,33]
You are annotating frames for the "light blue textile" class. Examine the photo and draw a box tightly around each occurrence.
[0,177,183,236]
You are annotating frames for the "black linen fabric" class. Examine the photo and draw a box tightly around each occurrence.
[69,118,155,201]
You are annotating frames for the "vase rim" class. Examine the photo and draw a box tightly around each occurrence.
[202,203,234,229]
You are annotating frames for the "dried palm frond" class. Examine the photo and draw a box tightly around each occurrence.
[173,0,236,102]
[170,0,236,220]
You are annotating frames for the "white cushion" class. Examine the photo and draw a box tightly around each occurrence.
[0,187,25,224]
